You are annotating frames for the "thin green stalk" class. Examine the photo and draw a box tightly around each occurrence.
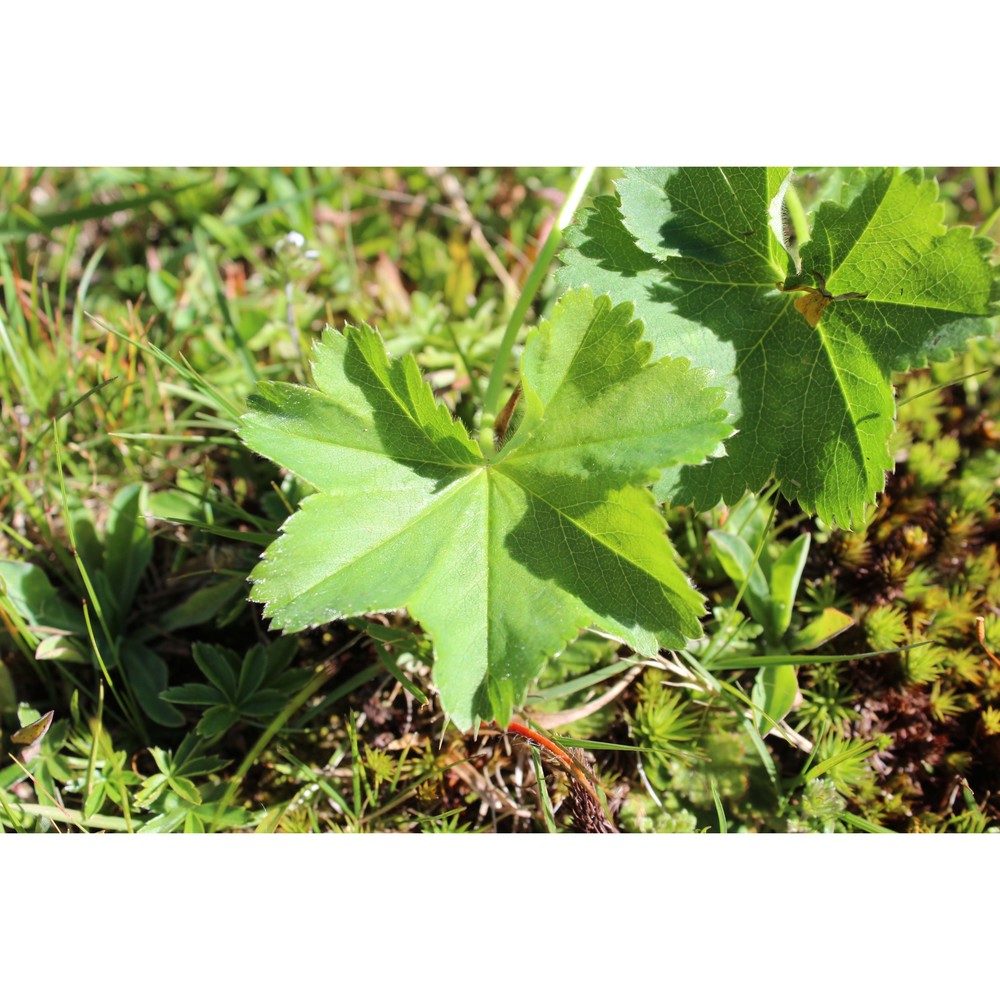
[971,166,994,216]
[385,743,410,799]
[0,451,66,563]
[710,778,728,833]
[347,712,367,814]
[838,811,892,833]
[53,433,114,655]
[295,657,378,725]
[81,601,145,741]
[708,641,931,669]
[0,787,26,832]
[83,681,104,817]
[342,182,360,296]
[800,740,877,786]
[89,313,242,421]
[276,748,353,818]
[0,263,32,401]
[57,224,79,317]
[30,376,120,449]
[977,204,1000,237]
[478,166,596,453]
[28,251,41,345]
[376,646,428,704]
[0,181,209,242]
[444,320,475,389]
[530,744,558,833]
[8,800,133,832]
[69,243,106,360]
[897,368,989,407]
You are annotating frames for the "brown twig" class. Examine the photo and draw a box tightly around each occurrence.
[976,616,1000,669]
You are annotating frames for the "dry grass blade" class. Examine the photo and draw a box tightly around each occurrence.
[526,663,643,729]
[425,166,520,297]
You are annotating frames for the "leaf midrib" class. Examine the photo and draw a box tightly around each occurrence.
[496,463,670,606]
[823,197,888,282]
[247,400,479,474]
[260,470,486,616]
[360,359,482,469]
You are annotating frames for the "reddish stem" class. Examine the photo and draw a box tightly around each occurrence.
[497,718,604,812]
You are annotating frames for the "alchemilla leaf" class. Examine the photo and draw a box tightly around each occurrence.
[559,167,997,527]
[239,288,731,729]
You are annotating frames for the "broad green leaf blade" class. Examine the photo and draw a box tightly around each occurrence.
[559,167,998,527]
[192,643,239,700]
[0,559,85,634]
[34,634,89,663]
[238,690,287,715]
[264,635,300,677]
[240,290,731,729]
[617,166,791,280]
[103,485,152,614]
[247,474,583,726]
[768,533,810,640]
[160,683,226,705]
[507,291,732,483]
[706,530,771,629]
[752,663,798,737]
[500,480,707,655]
[236,645,268,701]
[156,575,246,631]
[121,641,185,728]
[166,775,202,805]
[560,192,733,370]
[197,706,242,738]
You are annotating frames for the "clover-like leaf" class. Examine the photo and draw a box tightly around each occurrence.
[559,167,997,527]
[239,287,731,728]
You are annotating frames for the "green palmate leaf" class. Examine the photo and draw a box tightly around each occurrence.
[559,167,997,526]
[239,288,731,728]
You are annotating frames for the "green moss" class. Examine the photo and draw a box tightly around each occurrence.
[864,604,909,650]
[618,794,699,833]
